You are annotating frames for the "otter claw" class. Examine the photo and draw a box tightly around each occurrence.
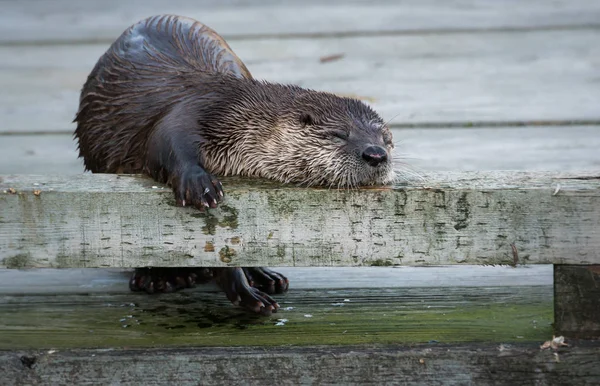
[243,267,289,294]
[215,268,281,315]
[130,268,214,294]
[175,166,223,210]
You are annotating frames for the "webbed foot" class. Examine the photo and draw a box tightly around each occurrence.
[214,268,281,316]
[243,267,289,294]
[129,267,214,294]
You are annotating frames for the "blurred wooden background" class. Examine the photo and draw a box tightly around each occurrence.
[1,0,598,175]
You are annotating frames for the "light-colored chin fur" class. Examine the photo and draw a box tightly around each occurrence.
[353,163,396,188]
[201,121,396,189]
[203,145,396,189]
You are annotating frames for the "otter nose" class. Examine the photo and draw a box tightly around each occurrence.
[362,145,388,167]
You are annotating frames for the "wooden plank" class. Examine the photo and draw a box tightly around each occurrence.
[1,172,599,268]
[2,342,599,386]
[0,284,553,350]
[2,29,599,133]
[554,265,600,339]
[0,266,554,294]
[2,0,598,44]
[0,135,84,175]
[2,126,600,175]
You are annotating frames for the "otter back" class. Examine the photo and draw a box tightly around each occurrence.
[74,14,394,206]
[74,15,251,174]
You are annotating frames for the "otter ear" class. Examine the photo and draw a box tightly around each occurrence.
[299,113,314,126]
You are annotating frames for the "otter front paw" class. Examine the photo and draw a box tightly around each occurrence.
[175,166,224,209]
[129,267,214,294]
[215,268,280,316]
[243,267,289,294]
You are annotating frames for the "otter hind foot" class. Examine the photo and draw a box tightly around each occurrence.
[216,268,281,316]
[243,267,289,294]
[174,166,224,210]
[129,267,214,294]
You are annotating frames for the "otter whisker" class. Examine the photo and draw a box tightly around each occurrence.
[383,112,403,128]
[393,163,426,182]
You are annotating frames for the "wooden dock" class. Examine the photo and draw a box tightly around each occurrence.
[1,1,599,384]
[1,0,599,174]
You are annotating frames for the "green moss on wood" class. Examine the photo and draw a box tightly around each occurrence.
[2,254,34,269]
[370,259,394,266]
[219,246,237,263]
[0,286,552,350]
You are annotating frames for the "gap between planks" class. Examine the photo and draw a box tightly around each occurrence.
[0,266,554,294]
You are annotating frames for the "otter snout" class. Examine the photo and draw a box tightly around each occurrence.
[362,145,388,167]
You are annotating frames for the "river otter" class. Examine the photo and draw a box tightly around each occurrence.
[74,15,395,315]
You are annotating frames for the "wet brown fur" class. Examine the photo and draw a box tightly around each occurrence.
[74,15,394,191]
[73,15,395,314]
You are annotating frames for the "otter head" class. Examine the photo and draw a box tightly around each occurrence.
[259,86,395,188]
[204,79,395,188]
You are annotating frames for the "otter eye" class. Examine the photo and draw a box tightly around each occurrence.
[299,113,314,126]
[329,130,349,141]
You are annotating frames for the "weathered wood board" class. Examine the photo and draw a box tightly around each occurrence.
[554,265,600,339]
[2,0,599,44]
[3,342,599,386]
[2,29,599,133]
[0,135,84,175]
[2,126,599,175]
[1,172,599,268]
[0,284,553,350]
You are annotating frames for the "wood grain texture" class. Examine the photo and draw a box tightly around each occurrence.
[554,265,600,338]
[0,285,552,350]
[2,0,598,44]
[2,342,599,386]
[1,172,599,268]
[2,126,599,175]
[2,29,599,133]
